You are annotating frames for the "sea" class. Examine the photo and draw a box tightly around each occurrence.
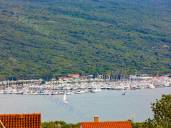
[0,87,171,123]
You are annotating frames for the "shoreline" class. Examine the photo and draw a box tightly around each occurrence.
[0,77,171,95]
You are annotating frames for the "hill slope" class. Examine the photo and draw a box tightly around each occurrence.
[0,0,171,79]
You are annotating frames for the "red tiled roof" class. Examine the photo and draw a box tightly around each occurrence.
[0,113,41,128]
[80,121,132,128]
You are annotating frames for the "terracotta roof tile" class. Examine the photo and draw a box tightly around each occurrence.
[80,121,132,128]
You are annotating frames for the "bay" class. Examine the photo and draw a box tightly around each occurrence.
[0,87,171,123]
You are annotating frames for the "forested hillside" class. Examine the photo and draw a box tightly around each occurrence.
[0,0,171,79]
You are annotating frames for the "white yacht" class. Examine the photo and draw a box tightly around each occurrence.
[0,90,4,94]
[148,84,155,89]
[91,88,102,93]
[75,90,86,94]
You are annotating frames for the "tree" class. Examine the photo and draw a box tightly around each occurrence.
[143,95,171,128]
[152,95,171,127]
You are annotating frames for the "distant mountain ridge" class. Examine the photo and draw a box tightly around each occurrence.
[0,0,171,79]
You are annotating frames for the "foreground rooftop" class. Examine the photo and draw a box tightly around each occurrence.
[80,116,132,128]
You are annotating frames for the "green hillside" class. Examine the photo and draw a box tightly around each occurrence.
[0,0,171,79]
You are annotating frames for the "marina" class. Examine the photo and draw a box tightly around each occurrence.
[0,74,170,95]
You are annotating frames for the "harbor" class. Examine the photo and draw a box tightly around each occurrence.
[0,74,171,95]
[0,74,170,123]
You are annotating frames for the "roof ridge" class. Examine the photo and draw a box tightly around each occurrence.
[81,120,131,123]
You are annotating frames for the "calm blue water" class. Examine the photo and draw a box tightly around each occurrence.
[0,87,171,123]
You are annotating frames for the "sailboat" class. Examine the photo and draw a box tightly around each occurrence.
[63,93,68,104]
[122,89,126,95]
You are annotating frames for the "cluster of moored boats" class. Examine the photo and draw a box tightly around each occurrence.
[0,84,102,95]
[0,75,171,95]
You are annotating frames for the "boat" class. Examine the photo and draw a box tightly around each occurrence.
[3,89,12,94]
[23,90,29,95]
[0,90,4,94]
[121,86,127,95]
[66,91,72,95]
[90,88,102,93]
[12,89,23,95]
[75,90,86,94]
[63,93,68,104]
[148,84,155,89]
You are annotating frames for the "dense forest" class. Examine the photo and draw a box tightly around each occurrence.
[0,0,171,79]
